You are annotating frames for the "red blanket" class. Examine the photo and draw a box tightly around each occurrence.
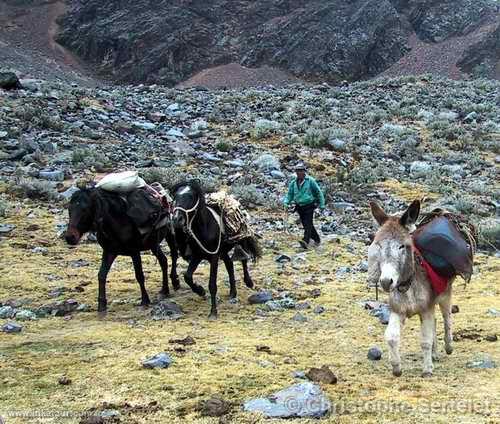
[413,246,449,295]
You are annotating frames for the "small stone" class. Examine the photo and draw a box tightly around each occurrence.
[466,355,496,369]
[296,302,311,310]
[15,309,37,321]
[256,345,271,353]
[305,365,337,384]
[367,346,383,361]
[133,121,156,131]
[248,291,273,304]
[313,306,326,314]
[76,304,90,312]
[275,254,292,263]
[487,308,500,317]
[169,335,196,346]
[69,259,90,268]
[292,312,307,323]
[39,170,65,182]
[0,224,15,234]
[151,301,183,320]
[2,322,22,333]
[292,370,307,379]
[0,305,16,319]
[142,352,173,369]
[485,335,498,342]
[58,376,72,385]
[451,305,460,314]
[198,397,231,417]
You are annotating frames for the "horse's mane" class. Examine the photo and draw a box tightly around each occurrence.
[171,179,206,207]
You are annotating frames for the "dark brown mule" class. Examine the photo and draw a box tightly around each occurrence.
[368,200,454,377]
[65,187,180,313]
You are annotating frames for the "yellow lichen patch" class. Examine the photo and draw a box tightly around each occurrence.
[0,205,499,424]
[378,179,439,205]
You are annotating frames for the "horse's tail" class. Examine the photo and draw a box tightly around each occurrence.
[240,235,262,262]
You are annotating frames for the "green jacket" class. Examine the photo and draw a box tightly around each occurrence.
[284,175,325,209]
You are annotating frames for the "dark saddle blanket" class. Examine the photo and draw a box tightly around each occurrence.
[413,210,476,284]
[98,186,171,236]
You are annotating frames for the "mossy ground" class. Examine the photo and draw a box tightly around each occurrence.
[0,198,498,424]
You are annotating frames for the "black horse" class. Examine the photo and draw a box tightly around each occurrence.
[171,180,261,318]
[65,187,180,313]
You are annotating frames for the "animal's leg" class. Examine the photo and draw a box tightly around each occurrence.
[420,309,435,377]
[166,236,180,290]
[184,256,205,297]
[385,312,403,377]
[439,294,453,355]
[132,253,150,306]
[432,317,439,362]
[151,245,170,298]
[97,251,116,313]
[222,252,237,299]
[242,260,254,288]
[208,256,219,319]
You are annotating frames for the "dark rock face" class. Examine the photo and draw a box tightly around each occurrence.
[391,0,497,42]
[0,72,22,90]
[57,0,409,85]
[458,24,500,78]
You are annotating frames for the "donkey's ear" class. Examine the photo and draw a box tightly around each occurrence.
[370,201,389,226]
[400,199,420,228]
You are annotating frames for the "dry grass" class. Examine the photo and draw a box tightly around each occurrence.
[0,200,499,424]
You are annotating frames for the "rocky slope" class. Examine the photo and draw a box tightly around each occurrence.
[55,0,500,85]
[0,74,499,249]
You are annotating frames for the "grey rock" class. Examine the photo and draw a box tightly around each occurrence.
[151,301,183,320]
[313,306,326,314]
[39,170,65,182]
[0,306,16,319]
[142,352,173,369]
[15,309,37,321]
[243,382,331,418]
[369,303,391,325]
[69,259,90,268]
[292,312,307,323]
[133,121,156,131]
[270,170,285,179]
[2,322,23,333]
[275,254,292,263]
[487,308,500,317]
[248,291,273,305]
[227,159,244,168]
[0,71,22,90]
[0,224,15,234]
[466,355,496,369]
[367,346,383,360]
[60,186,79,201]
[0,131,8,139]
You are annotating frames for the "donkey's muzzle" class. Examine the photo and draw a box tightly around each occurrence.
[65,228,81,245]
[379,278,393,292]
[172,210,185,229]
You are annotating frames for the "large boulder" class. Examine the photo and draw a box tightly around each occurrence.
[0,72,22,90]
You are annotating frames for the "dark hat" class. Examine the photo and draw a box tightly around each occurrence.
[294,163,307,171]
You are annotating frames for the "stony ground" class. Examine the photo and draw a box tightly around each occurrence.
[0,74,499,423]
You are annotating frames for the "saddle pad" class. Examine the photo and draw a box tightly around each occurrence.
[413,216,473,283]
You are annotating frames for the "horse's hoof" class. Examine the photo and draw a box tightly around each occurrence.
[172,278,181,291]
[158,291,170,300]
[194,285,206,297]
[445,345,453,355]
[392,367,402,377]
[432,354,440,362]
[208,312,218,320]
[421,372,433,378]
[97,309,107,318]
[244,279,254,289]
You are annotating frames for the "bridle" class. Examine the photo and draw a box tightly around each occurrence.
[173,193,222,255]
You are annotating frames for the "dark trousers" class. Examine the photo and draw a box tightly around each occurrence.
[296,203,320,244]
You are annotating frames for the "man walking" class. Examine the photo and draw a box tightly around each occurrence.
[284,163,326,249]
